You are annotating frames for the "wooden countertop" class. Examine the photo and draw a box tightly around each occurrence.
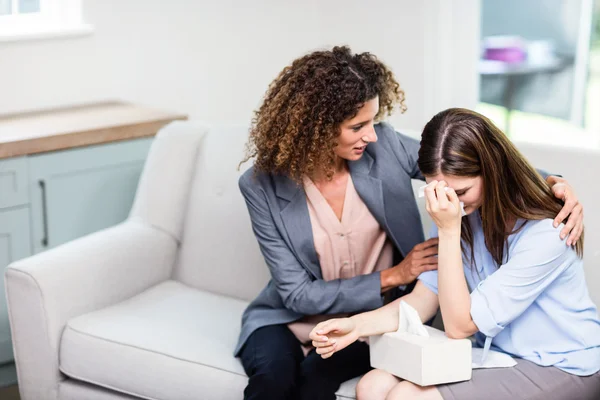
[0,102,188,159]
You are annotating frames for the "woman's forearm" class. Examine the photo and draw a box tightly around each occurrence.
[437,230,478,338]
[351,297,401,337]
[352,281,440,338]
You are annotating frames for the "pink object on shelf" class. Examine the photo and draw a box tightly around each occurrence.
[484,48,526,63]
[483,36,526,63]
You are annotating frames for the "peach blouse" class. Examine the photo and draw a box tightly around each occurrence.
[288,176,393,349]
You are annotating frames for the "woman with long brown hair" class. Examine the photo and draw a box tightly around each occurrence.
[309,109,600,399]
[237,45,584,400]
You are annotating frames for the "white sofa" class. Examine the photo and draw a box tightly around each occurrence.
[8,121,415,400]
[6,121,597,400]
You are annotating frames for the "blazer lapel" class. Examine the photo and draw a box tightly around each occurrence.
[273,175,322,279]
[349,152,402,253]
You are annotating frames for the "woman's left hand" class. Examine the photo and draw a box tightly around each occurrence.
[424,180,462,234]
[547,176,584,246]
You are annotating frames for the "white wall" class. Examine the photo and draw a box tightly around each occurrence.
[0,0,479,132]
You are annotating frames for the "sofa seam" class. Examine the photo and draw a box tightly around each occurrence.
[126,216,180,246]
[59,371,160,400]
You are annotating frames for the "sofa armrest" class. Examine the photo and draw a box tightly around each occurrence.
[5,221,177,400]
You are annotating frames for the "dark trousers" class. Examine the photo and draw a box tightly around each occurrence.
[239,324,372,400]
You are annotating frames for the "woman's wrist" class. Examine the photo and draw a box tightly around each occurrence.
[380,268,397,291]
[380,264,407,291]
[438,227,461,239]
[380,269,391,290]
[350,314,366,338]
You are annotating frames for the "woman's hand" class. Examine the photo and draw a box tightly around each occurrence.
[309,318,359,359]
[380,238,439,289]
[547,176,584,246]
[424,181,462,234]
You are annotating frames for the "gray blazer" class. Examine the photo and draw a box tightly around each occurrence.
[234,122,428,355]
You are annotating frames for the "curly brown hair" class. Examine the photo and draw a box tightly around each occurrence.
[241,46,407,182]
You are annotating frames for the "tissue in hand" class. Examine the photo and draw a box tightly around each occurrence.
[418,184,467,216]
[370,301,472,386]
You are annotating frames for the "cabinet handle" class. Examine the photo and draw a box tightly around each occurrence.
[39,180,49,247]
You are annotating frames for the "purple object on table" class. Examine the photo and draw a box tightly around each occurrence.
[484,48,526,63]
[483,36,526,63]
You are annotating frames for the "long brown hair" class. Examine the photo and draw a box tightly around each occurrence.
[418,108,583,268]
[240,46,406,182]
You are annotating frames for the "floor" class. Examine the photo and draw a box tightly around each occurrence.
[0,362,19,399]
[0,385,19,400]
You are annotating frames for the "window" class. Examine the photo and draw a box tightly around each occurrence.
[0,0,92,42]
[0,0,41,15]
[477,0,599,149]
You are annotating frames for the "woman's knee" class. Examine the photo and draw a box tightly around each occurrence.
[356,369,400,400]
[385,381,443,400]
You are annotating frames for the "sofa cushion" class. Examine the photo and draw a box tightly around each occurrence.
[336,376,361,399]
[173,126,271,302]
[59,280,249,400]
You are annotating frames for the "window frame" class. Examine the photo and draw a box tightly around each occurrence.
[0,0,93,42]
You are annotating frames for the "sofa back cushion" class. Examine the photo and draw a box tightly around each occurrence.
[173,125,270,301]
[172,124,436,302]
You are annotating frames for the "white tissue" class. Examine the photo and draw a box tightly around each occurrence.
[418,184,467,216]
[398,301,429,337]
[471,337,517,369]
[471,348,517,369]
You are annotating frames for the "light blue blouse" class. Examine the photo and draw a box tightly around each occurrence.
[418,212,600,376]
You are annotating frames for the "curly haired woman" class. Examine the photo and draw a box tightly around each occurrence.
[235,46,584,400]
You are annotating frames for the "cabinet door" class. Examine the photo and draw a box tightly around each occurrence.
[0,157,29,209]
[29,138,153,253]
[0,207,32,364]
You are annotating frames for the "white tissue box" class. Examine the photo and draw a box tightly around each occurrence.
[369,325,472,386]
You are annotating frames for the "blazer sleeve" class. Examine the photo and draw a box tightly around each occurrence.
[239,174,385,316]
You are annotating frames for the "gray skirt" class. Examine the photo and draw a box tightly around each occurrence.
[437,359,600,400]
